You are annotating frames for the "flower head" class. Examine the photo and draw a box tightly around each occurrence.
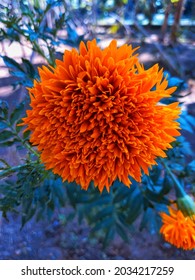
[22,39,180,192]
[160,206,195,250]
[177,194,195,218]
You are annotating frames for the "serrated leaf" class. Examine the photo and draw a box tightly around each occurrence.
[168,76,184,87]
[188,160,195,172]
[22,205,36,227]
[87,195,111,208]
[0,121,8,130]
[10,102,25,125]
[179,110,195,133]
[23,130,31,140]
[103,227,115,248]
[140,206,161,234]
[52,183,66,207]
[116,222,129,242]
[9,70,25,78]
[170,162,183,172]
[0,100,9,118]
[21,196,34,227]
[150,165,161,184]
[47,207,54,220]
[16,120,24,133]
[125,188,143,224]
[139,208,152,231]
[145,188,170,205]
[0,158,10,168]
[22,58,37,79]
[0,138,20,146]
[161,174,172,195]
[91,217,114,233]
[1,55,24,73]
[113,180,137,203]
[0,130,13,142]
[36,207,45,222]
[93,206,113,221]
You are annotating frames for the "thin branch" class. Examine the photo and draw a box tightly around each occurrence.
[0,162,37,179]
[130,19,184,79]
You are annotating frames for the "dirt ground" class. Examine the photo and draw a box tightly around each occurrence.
[0,210,195,260]
[0,31,195,260]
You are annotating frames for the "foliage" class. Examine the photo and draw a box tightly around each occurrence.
[0,0,195,247]
[0,0,91,67]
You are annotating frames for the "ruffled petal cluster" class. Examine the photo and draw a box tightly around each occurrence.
[160,207,195,250]
[22,39,180,191]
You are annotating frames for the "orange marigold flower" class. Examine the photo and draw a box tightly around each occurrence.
[160,207,195,250]
[22,39,180,192]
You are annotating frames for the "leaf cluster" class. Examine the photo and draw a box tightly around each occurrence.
[0,0,87,67]
[0,0,195,246]
[0,98,174,245]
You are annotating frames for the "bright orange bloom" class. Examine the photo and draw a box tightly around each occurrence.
[22,40,180,192]
[160,207,195,250]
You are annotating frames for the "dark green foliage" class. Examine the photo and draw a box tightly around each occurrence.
[0,100,9,119]
[1,55,38,87]
[66,181,143,246]
[0,100,27,148]
[1,54,194,245]
[179,110,195,133]
[0,0,87,69]
[0,0,195,247]
[0,164,67,226]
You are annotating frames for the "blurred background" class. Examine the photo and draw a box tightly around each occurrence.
[0,0,195,260]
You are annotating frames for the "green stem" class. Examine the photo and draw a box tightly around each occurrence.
[7,122,40,158]
[17,133,40,158]
[33,41,52,65]
[0,162,37,179]
[160,159,186,197]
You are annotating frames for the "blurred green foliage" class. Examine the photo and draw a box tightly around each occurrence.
[0,0,195,247]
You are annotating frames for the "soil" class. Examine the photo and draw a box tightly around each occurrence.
[0,211,195,260]
[0,30,195,260]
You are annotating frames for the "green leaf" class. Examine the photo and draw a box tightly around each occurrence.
[125,188,143,224]
[0,100,9,118]
[52,182,66,207]
[16,120,24,133]
[179,111,195,133]
[87,195,111,209]
[0,138,20,146]
[139,206,162,234]
[93,206,113,221]
[188,160,195,172]
[22,204,36,227]
[0,121,8,130]
[36,207,45,222]
[91,217,114,233]
[0,130,13,142]
[113,181,136,203]
[140,208,152,231]
[145,188,170,205]
[23,130,31,140]
[103,227,115,248]
[116,222,129,242]
[0,158,10,168]
[10,102,25,125]
[22,58,37,79]
[1,55,24,73]
[161,174,173,195]
[150,165,161,184]
[170,163,184,172]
